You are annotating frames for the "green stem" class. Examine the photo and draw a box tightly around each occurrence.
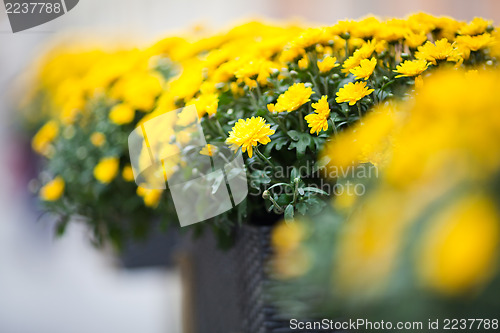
[214,118,228,138]
[322,76,329,95]
[357,103,363,120]
[307,72,323,95]
[255,84,263,100]
[267,195,283,213]
[378,79,394,101]
[255,146,275,168]
[249,90,260,109]
[272,114,289,136]
[299,108,305,132]
[369,78,378,104]
[330,116,338,136]
[292,179,299,204]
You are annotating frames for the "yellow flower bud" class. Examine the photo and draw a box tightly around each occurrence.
[40,176,65,201]
[93,157,119,184]
[109,103,135,125]
[90,132,106,147]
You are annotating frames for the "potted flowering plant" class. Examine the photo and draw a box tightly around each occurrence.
[27,43,182,247]
[24,14,499,332]
[270,69,500,327]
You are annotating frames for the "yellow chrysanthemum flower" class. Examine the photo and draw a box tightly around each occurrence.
[32,120,59,155]
[317,56,339,73]
[272,220,305,254]
[226,116,275,158]
[137,187,163,208]
[298,56,309,69]
[93,157,119,184]
[456,33,494,52]
[311,95,331,116]
[271,219,311,279]
[459,17,492,36]
[187,92,219,118]
[415,38,461,65]
[109,103,135,125]
[304,113,328,135]
[415,75,424,89]
[176,106,198,127]
[200,144,217,156]
[394,59,430,78]
[404,32,427,48]
[268,83,314,113]
[305,95,331,135]
[235,58,276,87]
[110,71,163,111]
[356,39,378,58]
[342,39,379,74]
[342,55,362,74]
[90,132,106,147]
[350,57,377,80]
[40,176,65,201]
[336,81,374,105]
[417,195,499,295]
[122,165,135,182]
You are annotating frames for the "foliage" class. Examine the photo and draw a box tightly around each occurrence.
[26,14,499,247]
[271,69,500,320]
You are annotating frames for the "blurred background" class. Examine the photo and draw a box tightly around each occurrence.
[1,1,499,333]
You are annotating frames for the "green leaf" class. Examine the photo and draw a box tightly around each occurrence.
[256,108,268,117]
[277,193,292,206]
[287,130,300,141]
[264,136,288,154]
[303,196,327,215]
[267,182,291,191]
[210,173,225,194]
[311,136,326,152]
[268,204,275,212]
[288,132,311,158]
[296,202,307,215]
[250,169,272,188]
[225,167,244,180]
[303,187,329,196]
[55,216,69,237]
[284,204,294,223]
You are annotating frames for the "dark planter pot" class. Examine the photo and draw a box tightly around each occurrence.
[119,225,181,269]
[183,224,338,333]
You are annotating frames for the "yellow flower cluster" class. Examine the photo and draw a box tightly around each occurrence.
[27,13,499,213]
[324,69,500,297]
[271,220,311,279]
